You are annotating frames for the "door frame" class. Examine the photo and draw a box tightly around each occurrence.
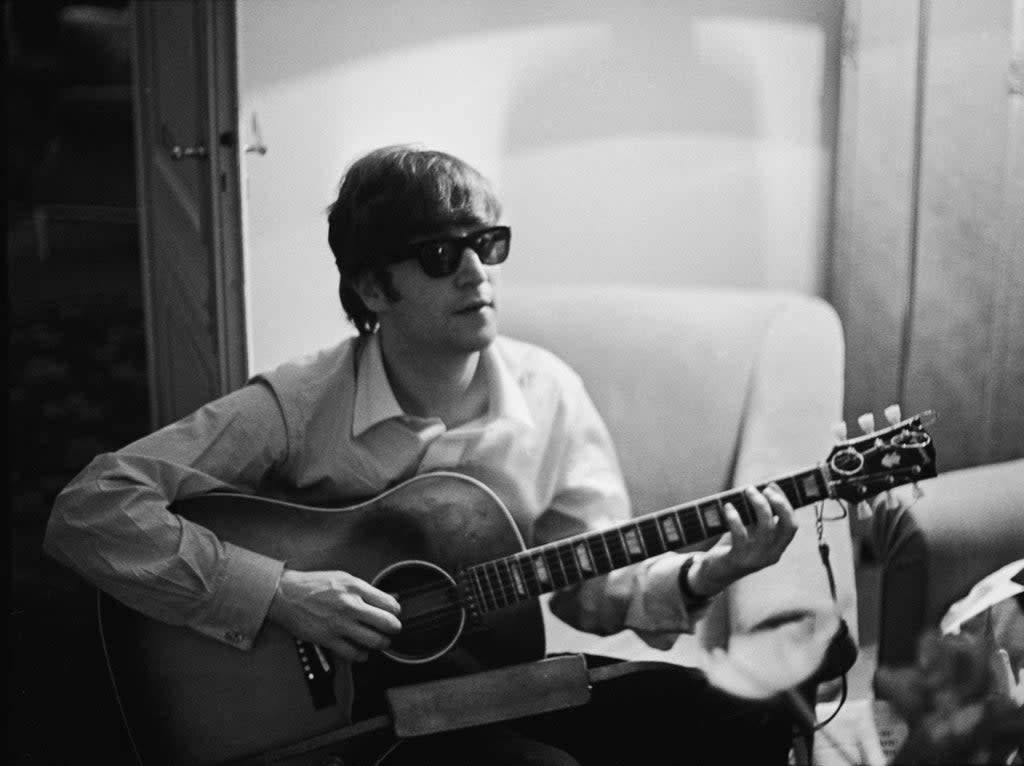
[131,0,247,430]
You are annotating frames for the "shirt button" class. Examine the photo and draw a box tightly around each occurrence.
[225,630,246,645]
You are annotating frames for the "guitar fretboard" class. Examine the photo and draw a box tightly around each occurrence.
[462,466,830,614]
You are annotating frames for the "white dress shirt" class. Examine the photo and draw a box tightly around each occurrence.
[45,333,699,651]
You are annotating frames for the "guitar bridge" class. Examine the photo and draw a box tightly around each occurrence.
[295,639,337,709]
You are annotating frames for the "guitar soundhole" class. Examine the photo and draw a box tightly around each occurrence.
[374,560,465,664]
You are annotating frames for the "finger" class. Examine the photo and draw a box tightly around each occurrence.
[342,621,394,652]
[744,486,774,530]
[764,483,797,530]
[723,503,748,543]
[358,602,403,635]
[350,579,402,615]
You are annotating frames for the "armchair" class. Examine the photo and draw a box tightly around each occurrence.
[871,457,1024,671]
[498,283,859,667]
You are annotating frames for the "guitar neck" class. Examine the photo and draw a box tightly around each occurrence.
[462,465,831,614]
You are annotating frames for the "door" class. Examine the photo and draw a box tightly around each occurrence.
[830,0,1024,471]
[132,0,246,428]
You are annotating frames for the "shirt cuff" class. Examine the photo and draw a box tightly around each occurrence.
[194,542,285,651]
[625,553,708,640]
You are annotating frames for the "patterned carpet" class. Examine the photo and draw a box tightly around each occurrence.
[9,245,150,764]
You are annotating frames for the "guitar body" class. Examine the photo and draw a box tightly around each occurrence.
[99,472,545,765]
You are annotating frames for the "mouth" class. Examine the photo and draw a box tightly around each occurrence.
[454,299,494,315]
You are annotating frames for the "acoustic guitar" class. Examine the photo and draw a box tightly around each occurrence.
[98,411,937,765]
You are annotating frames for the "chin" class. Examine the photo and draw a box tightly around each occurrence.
[455,324,498,353]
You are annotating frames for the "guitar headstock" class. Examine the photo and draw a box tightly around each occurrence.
[826,410,938,502]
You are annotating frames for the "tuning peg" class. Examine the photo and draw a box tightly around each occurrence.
[857,412,876,435]
[831,421,848,442]
[884,404,902,426]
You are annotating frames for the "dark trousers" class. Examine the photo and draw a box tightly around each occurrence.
[377,655,798,766]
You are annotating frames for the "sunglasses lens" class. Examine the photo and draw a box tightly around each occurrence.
[473,228,510,265]
[412,227,511,277]
[417,242,461,277]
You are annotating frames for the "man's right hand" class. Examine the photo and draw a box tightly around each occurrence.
[267,569,402,662]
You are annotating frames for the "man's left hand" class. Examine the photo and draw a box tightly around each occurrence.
[686,484,798,597]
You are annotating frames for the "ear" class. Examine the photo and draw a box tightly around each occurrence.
[353,272,390,314]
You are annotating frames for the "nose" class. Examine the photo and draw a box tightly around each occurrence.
[454,246,488,284]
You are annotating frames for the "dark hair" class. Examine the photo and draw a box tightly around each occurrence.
[326,144,502,334]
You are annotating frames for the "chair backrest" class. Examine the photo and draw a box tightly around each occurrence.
[501,282,858,658]
[499,282,844,516]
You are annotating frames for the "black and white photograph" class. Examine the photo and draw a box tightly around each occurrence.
[8,2,1023,764]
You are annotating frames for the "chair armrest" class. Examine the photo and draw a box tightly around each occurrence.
[871,458,1024,668]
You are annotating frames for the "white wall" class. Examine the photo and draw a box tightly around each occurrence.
[236,0,841,373]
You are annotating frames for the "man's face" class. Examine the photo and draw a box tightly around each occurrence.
[367,223,502,359]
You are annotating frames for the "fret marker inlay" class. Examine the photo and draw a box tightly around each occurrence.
[532,554,550,585]
[574,543,593,573]
[510,561,527,597]
[624,529,643,558]
[660,516,681,545]
[701,503,723,530]
[802,475,819,500]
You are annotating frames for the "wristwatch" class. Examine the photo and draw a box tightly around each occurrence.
[678,555,714,609]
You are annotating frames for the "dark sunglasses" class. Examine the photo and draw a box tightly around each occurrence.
[390,225,511,277]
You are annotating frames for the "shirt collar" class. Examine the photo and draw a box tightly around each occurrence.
[352,334,405,438]
[480,342,535,431]
[352,334,535,437]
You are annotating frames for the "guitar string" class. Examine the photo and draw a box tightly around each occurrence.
[398,493,913,631]
[391,502,761,613]
[392,477,819,619]
[390,461,921,634]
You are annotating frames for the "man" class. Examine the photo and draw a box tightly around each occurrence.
[45,145,801,764]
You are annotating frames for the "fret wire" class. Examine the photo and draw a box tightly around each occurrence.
[484,562,506,608]
[558,542,581,584]
[484,558,538,605]
[531,552,553,594]
[572,539,595,578]
[653,513,670,549]
[465,566,486,612]
[471,566,494,613]
[544,545,568,588]
[498,558,520,603]
[659,510,684,550]
[586,534,611,574]
[671,508,688,546]
[724,492,749,525]
[515,554,540,597]
[494,560,515,607]
[694,501,710,539]
[806,468,827,502]
[606,529,629,568]
[680,505,703,544]
[622,523,646,562]
[782,474,803,507]
[597,529,616,572]
[639,517,664,557]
